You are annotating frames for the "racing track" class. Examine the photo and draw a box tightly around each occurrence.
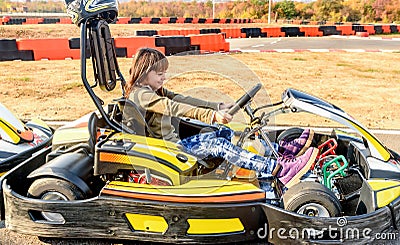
[1,36,400,244]
[227,36,400,52]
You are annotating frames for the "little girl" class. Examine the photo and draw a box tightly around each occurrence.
[124,47,318,188]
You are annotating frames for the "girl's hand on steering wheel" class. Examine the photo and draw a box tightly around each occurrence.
[214,110,233,124]
[219,103,234,110]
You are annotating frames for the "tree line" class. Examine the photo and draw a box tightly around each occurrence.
[1,0,399,23]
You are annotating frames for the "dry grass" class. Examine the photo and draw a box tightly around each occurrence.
[1,52,400,130]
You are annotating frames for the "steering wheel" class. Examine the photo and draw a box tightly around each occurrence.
[227,83,262,116]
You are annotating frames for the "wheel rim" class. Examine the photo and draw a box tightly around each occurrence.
[297,203,330,217]
[42,191,69,201]
[40,191,68,223]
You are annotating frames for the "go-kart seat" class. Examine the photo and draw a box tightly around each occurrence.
[87,112,99,151]
[114,98,156,137]
[44,112,98,163]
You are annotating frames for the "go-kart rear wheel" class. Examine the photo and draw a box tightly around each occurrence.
[28,177,85,200]
[28,178,85,223]
[282,181,341,217]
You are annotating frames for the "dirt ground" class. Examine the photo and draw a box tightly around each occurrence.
[1,52,400,130]
[1,24,400,245]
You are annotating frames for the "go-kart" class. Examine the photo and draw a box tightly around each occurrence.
[1,1,400,244]
[0,102,53,176]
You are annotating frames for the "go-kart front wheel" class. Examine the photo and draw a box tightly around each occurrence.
[277,127,304,143]
[282,181,341,217]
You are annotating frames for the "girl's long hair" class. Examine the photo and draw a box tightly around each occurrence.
[124,48,169,98]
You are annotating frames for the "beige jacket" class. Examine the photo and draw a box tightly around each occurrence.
[130,86,220,142]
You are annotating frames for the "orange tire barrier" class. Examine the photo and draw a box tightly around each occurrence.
[189,34,208,51]
[159,17,169,24]
[1,16,254,25]
[299,26,323,37]
[176,17,186,24]
[116,17,130,24]
[59,18,72,24]
[179,29,200,36]
[213,33,229,52]
[221,28,242,38]
[363,25,376,35]
[16,38,80,60]
[261,27,285,37]
[205,18,214,24]
[336,25,355,35]
[23,18,42,25]
[158,29,181,36]
[114,37,164,57]
[139,17,151,24]
[382,25,391,34]
[189,33,229,53]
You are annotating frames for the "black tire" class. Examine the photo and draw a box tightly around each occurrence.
[282,181,341,217]
[28,177,85,200]
[277,127,304,143]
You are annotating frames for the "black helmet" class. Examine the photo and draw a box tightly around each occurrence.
[65,0,118,26]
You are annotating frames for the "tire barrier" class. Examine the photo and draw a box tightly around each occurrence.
[221,28,245,38]
[363,25,376,35]
[1,17,72,25]
[0,34,227,61]
[336,25,355,35]
[200,28,221,34]
[241,28,266,38]
[1,16,252,25]
[0,39,33,61]
[189,33,229,53]
[299,26,323,37]
[281,27,305,37]
[318,26,342,36]
[17,39,80,60]
[113,36,164,58]
[130,24,399,38]
[0,33,230,61]
[155,36,192,56]
[136,30,158,36]
[179,29,200,36]
[261,27,285,37]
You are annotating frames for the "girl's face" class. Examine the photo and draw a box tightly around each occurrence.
[141,70,167,91]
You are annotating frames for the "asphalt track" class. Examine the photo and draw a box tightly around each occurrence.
[1,36,400,244]
[227,36,400,52]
